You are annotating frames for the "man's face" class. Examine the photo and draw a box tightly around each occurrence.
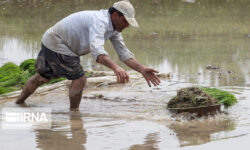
[111,12,129,32]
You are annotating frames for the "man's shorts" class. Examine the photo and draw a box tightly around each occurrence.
[35,44,85,80]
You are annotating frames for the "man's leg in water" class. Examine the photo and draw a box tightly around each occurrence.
[16,73,50,104]
[69,76,86,111]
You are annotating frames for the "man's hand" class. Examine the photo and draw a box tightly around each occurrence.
[124,58,161,87]
[97,55,160,86]
[112,66,129,83]
[141,68,161,87]
[96,55,129,83]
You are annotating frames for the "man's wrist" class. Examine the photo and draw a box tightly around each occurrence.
[138,67,145,74]
[111,64,120,71]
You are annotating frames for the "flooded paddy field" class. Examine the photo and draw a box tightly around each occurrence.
[1,76,250,150]
[0,0,250,150]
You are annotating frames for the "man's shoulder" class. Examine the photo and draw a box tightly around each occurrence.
[92,9,109,23]
[84,9,111,30]
[78,9,109,20]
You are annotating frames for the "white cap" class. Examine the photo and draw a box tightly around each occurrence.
[113,0,139,27]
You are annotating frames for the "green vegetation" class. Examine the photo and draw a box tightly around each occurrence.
[167,87,237,108]
[20,59,36,75]
[167,87,217,108]
[0,60,35,94]
[0,59,97,95]
[201,87,237,108]
[0,62,21,87]
[0,59,67,95]
[19,59,36,85]
[0,86,11,94]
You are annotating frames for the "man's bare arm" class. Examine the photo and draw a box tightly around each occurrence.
[124,58,161,87]
[96,55,129,83]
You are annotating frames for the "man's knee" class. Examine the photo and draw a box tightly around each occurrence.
[79,76,86,86]
[70,76,86,96]
[73,76,86,87]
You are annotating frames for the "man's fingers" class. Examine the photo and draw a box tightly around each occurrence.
[119,72,123,83]
[150,73,160,84]
[144,73,161,87]
[156,77,161,83]
[124,72,129,83]
[126,74,129,82]
[151,78,158,86]
[123,72,127,83]
[151,79,157,86]
[116,71,129,83]
[121,72,129,83]
[150,69,159,73]
[120,72,125,83]
[121,72,126,83]
[146,79,151,87]
[152,75,161,85]
[116,72,121,83]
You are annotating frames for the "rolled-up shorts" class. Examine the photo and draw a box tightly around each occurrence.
[35,44,85,80]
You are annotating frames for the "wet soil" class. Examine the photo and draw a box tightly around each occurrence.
[0,76,250,150]
[167,87,218,108]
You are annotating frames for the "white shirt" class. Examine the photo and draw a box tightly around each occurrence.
[42,9,134,62]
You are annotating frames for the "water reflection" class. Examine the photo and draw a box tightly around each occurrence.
[35,113,86,150]
[129,132,159,150]
[0,0,249,87]
[169,119,235,147]
[0,76,250,149]
[0,36,39,65]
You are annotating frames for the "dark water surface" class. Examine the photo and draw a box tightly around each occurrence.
[0,0,250,150]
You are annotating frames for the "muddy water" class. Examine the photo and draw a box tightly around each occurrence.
[1,78,250,150]
[0,0,250,150]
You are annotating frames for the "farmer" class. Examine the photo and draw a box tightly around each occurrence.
[16,0,161,111]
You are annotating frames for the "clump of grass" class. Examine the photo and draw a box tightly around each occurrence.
[201,87,237,108]
[20,59,36,75]
[0,86,10,94]
[167,87,217,108]
[19,59,36,85]
[0,62,21,87]
[167,87,237,109]
[0,59,67,95]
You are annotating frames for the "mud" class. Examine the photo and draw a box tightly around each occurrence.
[0,75,250,150]
[167,87,217,108]
[206,65,220,70]
[0,0,250,149]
